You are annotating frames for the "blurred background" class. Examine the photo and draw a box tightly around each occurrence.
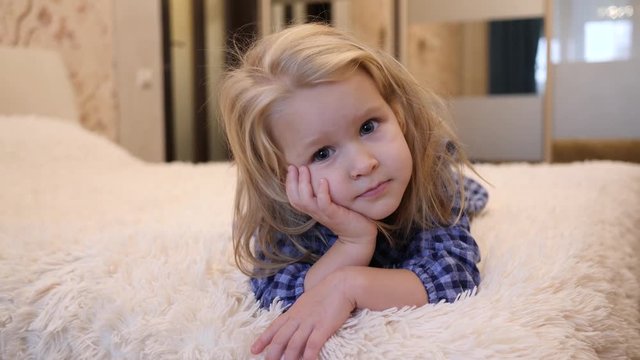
[1,0,638,163]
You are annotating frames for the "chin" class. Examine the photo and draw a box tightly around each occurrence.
[367,211,393,221]
[362,201,401,221]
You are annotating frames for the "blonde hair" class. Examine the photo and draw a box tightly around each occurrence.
[218,23,468,277]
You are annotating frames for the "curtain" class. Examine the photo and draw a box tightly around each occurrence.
[489,18,543,94]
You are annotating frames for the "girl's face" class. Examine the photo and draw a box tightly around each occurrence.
[269,70,413,220]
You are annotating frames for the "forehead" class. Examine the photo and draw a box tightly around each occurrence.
[267,71,388,164]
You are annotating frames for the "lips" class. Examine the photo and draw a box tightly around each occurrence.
[357,180,391,198]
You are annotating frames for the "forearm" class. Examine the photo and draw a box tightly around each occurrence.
[304,236,376,290]
[340,266,428,310]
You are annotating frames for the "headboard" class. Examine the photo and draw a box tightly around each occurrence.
[0,46,78,121]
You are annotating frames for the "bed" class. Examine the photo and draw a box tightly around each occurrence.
[1,114,639,359]
[1,47,639,359]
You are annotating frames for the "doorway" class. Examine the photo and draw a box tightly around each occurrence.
[162,0,258,162]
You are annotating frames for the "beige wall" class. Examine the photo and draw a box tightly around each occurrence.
[113,0,165,162]
[0,0,165,162]
[348,0,394,53]
[0,0,118,140]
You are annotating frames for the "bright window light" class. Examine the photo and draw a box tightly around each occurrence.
[584,20,633,63]
[535,37,547,93]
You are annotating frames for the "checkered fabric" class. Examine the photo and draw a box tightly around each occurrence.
[251,177,488,309]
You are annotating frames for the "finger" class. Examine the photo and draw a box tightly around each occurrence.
[298,166,315,203]
[285,165,301,207]
[316,178,332,211]
[251,314,289,354]
[265,319,300,360]
[303,329,331,360]
[283,324,314,360]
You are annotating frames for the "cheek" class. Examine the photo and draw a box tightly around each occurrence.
[308,168,346,200]
[386,135,413,182]
[394,130,412,166]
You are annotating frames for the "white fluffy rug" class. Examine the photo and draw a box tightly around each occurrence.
[1,115,639,359]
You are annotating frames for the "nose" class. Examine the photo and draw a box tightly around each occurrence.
[349,146,379,180]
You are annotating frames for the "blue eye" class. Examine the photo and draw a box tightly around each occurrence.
[360,119,376,135]
[313,147,333,162]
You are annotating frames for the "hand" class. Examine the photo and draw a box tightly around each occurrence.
[251,271,355,360]
[286,165,377,244]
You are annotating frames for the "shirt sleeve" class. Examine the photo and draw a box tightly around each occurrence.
[250,262,310,310]
[401,177,485,304]
[250,226,334,310]
[463,176,489,216]
[401,222,481,304]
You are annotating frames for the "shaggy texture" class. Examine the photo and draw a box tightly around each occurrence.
[1,115,639,359]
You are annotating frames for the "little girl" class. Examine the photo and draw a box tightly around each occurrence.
[219,23,488,360]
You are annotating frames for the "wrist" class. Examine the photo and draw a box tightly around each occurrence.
[336,267,428,310]
[330,218,377,246]
[333,237,375,266]
[337,233,376,245]
[331,266,364,308]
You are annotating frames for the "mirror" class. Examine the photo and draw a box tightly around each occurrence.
[402,1,548,162]
[407,17,546,98]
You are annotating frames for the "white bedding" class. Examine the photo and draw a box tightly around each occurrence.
[1,115,639,359]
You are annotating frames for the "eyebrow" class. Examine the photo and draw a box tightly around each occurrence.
[293,136,328,163]
[356,104,386,121]
[292,104,388,159]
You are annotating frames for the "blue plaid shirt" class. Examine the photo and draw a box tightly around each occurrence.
[251,177,488,309]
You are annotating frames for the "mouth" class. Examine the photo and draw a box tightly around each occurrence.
[357,180,391,199]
